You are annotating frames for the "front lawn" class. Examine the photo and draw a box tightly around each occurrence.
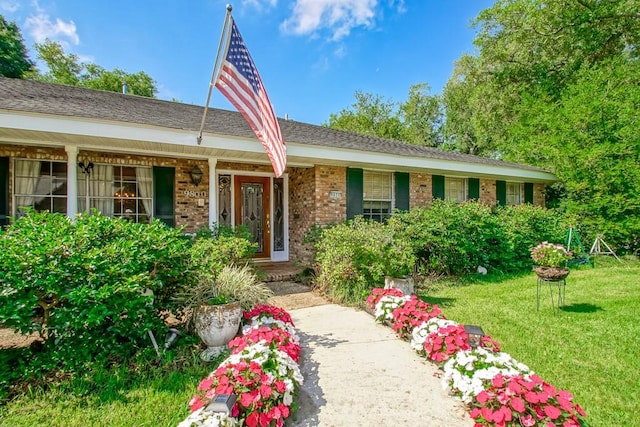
[0,348,214,427]
[421,257,640,426]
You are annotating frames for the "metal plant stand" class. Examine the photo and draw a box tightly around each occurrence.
[537,277,566,315]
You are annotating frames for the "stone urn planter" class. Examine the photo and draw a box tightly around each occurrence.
[533,266,570,281]
[194,301,242,361]
[384,276,415,295]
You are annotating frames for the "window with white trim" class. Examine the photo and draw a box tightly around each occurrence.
[445,177,467,203]
[363,171,392,222]
[78,165,153,223]
[14,159,67,216]
[506,182,524,205]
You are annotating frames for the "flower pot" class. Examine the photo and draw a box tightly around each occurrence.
[384,276,414,295]
[194,301,242,361]
[533,266,570,281]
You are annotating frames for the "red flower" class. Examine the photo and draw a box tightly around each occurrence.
[476,390,490,404]
[525,391,540,404]
[510,396,525,413]
[243,304,294,326]
[520,414,536,426]
[245,411,259,427]
[544,404,563,420]
[366,287,404,309]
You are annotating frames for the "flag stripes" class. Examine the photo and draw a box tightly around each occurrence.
[214,18,286,177]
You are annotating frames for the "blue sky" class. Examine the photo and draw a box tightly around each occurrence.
[2,0,494,125]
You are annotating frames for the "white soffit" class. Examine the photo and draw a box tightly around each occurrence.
[0,111,555,182]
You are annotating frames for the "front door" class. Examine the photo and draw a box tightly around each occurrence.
[234,176,270,258]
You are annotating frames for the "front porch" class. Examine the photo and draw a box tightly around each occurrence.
[254,261,305,282]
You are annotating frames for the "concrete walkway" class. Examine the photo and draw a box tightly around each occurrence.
[286,304,473,427]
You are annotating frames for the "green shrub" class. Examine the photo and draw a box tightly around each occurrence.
[0,211,191,373]
[313,217,415,305]
[497,204,567,271]
[389,201,508,275]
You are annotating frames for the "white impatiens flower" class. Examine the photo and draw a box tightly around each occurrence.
[442,347,533,404]
[374,295,411,322]
[177,408,238,427]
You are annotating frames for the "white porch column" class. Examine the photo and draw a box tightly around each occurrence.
[65,146,78,219]
[208,158,217,228]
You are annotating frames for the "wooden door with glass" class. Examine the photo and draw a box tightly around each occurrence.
[234,176,271,258]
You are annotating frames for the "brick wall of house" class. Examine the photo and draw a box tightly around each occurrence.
[288,166,316,264]
[409,173,432,209]
[81,151,209,231]
[314,165,346,225]
[0,144,210,231]
[533,183,545,207]
[480,179,497,206]
[217,162,274,174]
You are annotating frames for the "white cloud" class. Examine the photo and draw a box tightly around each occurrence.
[0,1,20,13]
[24,11,80,46]
[241,0,278,10]
[389,0,406,14]
[334,44,346,58]
[281,0,378,41]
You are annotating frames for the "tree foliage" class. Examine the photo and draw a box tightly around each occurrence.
[326,84,444,147]
[32,40,156,96]
[442,0,640,253]
[0,15,34,78]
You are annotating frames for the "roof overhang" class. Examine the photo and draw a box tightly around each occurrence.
[0,110,556,183]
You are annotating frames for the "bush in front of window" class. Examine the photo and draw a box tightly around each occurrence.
[389,201,507,276]
[0,210,192,375]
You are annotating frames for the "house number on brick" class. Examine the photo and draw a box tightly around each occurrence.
[184,190,207,198]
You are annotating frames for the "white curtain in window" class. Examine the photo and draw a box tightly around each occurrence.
[90,165,114,216]
[136,167,153,219]
[14,160,42,209]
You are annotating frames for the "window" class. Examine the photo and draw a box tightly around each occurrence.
[506,182,524,205]
[78,165,152,222]
[445,177,467,203]
[363,171,392,221]
[14,159,67,216]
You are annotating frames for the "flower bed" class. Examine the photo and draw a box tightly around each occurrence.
[365,288,587,426]
[179,305,303,427]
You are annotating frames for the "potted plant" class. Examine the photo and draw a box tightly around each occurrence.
[530,242,572,280]
[176,263,274,361]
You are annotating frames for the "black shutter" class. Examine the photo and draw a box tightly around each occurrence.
[394,172,410,211]
[0,157,8,227]
[524,182,534,204]
[346,168,363,220]
[432,175,445,200]
[153,166,175,227]
[468,178,480,200]
[496,180,507,206]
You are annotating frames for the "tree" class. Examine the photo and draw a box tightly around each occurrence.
[442,0,640,253]
[33,40,156,97]
[326,91,405,141]
[398,83,443,147]
[326,84,443,146]
[0,15,34,78]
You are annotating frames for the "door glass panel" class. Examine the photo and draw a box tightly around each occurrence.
[218,175,231,226]
[273,178,284,251]
[241,182,264,252]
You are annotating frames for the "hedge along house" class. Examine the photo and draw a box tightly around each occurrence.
[0,77,556,263]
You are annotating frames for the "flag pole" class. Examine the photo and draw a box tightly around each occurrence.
[197,4,233,145]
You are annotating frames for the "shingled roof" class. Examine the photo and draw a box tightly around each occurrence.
[0,76,544,172]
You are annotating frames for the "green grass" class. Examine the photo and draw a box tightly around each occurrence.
[420,257,640,426]
[0,346,220,427]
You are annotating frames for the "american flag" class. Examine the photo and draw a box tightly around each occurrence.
[215,18,286,177]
